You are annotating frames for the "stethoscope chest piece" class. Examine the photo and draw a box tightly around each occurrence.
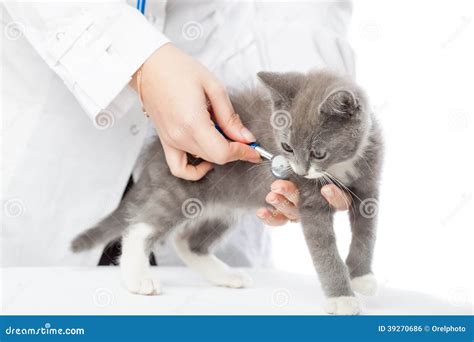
[271,155,290,179]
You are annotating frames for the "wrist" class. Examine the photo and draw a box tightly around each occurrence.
[129,42,173,92]
[130,70,139,92]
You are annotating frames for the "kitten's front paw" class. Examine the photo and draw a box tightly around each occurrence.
[123,277,162,296]
[351,273,377,296]
[209,270,254,289]
[324,296,360,315]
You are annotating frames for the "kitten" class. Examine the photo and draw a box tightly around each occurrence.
[72,70,383,315]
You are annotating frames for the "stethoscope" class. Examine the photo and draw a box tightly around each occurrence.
[136,0,290,179]
[136,0,146,14]
[214,125,290,179]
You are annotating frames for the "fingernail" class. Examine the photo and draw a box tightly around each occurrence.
[322,186,333,197]
[241,127,256,142]
[256,211,265,219]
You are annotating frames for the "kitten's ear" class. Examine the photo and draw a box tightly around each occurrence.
[319,89,360,117]
[257,71,304,107]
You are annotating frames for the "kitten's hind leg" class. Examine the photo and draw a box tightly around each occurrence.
[120,223,161,295]
[174,219,253,288]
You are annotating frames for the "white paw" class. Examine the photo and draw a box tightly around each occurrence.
[325,296,360,315]
[351,273,377,296]
[123,276,162,296]
[209,270,254,289]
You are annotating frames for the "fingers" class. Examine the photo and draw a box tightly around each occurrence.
[321,184,352,211]
[265,192,299,221]
[256,208,289,227]
[193,117,260,164]
[270,180,300,206]
[162,143,214,180]
[204,78,256,143]
[256,180,301,226]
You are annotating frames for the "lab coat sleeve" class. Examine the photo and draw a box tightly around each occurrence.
[3,1,169,124]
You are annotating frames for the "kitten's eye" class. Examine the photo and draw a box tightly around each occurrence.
[281,143,293,153]
[311,150,327,160]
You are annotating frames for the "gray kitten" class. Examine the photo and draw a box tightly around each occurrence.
[72,70,383,315]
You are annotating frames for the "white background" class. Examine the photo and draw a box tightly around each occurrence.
[272,0,474,306]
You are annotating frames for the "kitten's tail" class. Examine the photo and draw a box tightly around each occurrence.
[70,205,128,253]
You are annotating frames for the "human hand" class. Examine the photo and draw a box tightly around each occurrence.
[132,43,260,180]
[256,180,352,226]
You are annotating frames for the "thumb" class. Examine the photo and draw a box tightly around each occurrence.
[321,184,351,211]
[204,79,256,143]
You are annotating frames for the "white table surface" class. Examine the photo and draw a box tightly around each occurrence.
[1,267,471,315]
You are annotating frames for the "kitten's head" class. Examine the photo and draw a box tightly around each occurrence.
[258,70,371,179]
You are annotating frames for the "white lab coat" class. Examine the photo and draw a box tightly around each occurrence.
[1,0,354,267]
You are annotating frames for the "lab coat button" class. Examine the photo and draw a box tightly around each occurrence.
[55,31,65,41]
[146,14,156,23]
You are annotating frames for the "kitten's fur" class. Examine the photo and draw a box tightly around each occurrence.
[72,70,383,315]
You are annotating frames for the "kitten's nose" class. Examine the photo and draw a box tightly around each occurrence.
[289,162,307,176]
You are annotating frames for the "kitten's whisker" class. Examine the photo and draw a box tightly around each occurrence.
[322,171,363,203]
[246,162,270,173]
[321,172,357,218]
[322,174,354,215]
